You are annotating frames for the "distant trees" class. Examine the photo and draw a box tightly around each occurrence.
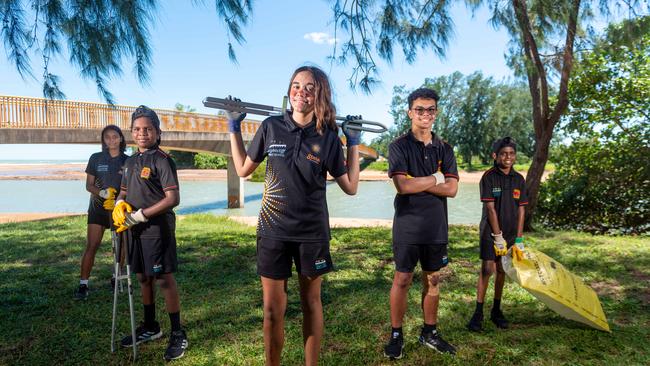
[371,72,534,170]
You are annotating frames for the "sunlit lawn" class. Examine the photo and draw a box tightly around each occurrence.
[0,215,647,365]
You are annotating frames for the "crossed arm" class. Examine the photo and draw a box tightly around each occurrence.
[392,174,458,197]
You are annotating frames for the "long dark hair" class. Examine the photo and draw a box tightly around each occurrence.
[286,66,337,134]
[101,125,126,152]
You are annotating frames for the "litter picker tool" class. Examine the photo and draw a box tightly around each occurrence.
[203,96,388,133]
[110,229,138,360]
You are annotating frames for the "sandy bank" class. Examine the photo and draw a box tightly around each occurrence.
[0,163,538,183]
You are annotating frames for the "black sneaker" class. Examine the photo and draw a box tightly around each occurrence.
[383,331,404,360]
[74,284,89,300]
[467,311,483,332]
[419,329,456,355]
[490,309,509,329]
[164,329,188,361]
[120,321,163,347]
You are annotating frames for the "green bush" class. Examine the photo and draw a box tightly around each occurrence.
[250,161,266,182]
[537,135,650,234]
[366,160,388,171]
[194,153,228,169]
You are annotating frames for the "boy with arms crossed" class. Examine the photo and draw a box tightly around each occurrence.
[384,88,459,359]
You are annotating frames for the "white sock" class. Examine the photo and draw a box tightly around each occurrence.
[80,279,89,286]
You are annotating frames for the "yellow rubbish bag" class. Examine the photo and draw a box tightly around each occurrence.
[502,246,610,332]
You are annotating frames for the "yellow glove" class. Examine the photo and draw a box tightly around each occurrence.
[112,200,132,227]
[99,187,117,200]
[492,231,507,256]
[103,198,115,211]
[511,245,524,261]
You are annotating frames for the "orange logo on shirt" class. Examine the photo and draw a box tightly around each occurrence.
[306,153,321,164]
[140,167,151,179]
[513,189,521,199]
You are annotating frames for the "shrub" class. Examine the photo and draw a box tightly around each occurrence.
[537,135,649,234]
[194,153,228,169]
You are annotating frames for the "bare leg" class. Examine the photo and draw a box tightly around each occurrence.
[298,275,323,366]
[421,271,440,325]
[389,271,414,328]
[476,260,496,303]
[494,260,505,301]
[80,224,106,280]
[157,273,180,313]
[261,276,288,366]
[138,274,155,305]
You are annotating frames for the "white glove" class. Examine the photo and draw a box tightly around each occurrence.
[432,172,445,186]
[491,231,507,256]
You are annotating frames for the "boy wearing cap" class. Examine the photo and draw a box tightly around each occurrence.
[112,106,188,360]
[383,88,459,359]
[467,137,528,332]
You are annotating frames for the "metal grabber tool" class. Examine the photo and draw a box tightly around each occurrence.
[203,96,388,133]
[110,229,138,361]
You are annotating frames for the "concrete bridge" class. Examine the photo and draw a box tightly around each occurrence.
[0,95,379,207]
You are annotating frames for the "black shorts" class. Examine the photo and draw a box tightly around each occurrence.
[128,214,178,276]
[479,240,514,261]
[87,201,111,228]
[393,243,449,273]
[256,237,333,280]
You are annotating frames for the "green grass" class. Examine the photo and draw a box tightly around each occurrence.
[1,215,648,365]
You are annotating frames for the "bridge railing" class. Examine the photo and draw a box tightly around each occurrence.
[0,95,260,134]
[0,95,378,159]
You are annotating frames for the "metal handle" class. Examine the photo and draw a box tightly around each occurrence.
[203,96,388,133]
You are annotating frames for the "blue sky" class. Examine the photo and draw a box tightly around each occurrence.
[1,1,513,160]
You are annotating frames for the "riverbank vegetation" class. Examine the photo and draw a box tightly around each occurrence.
[1,215,648,365]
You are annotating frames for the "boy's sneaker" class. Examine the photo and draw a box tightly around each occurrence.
[164,329,189,361]
[120,321,163,347]
[490,309,509,329]
[383,332,404,359]
[74,284,89,300]
[419,329,456,355]
[467,311,483,332]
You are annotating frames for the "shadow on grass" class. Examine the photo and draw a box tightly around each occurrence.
[1,216,648,365]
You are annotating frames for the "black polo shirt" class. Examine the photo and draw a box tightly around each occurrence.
[387,131,459,245]
[479,167,528,246]
[247,112,347,242]
[120,147,179,212]
[86,151,128,190]
[86,151,128,208]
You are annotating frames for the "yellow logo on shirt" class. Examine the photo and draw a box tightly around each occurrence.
[140,167,151,179]
[513,189,521,199]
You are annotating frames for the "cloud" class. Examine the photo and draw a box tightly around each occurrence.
[303,32,338,45]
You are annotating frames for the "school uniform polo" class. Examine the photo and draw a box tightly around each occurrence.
[247,112,347,243]
[120,147,179,275]
[479,167,528,259]
[387,131,459,246]
[85,151,128,227]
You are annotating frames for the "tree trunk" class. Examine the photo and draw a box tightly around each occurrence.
[524,123,553,230]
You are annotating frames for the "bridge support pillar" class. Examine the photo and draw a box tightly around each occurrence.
[227,157,244,208]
